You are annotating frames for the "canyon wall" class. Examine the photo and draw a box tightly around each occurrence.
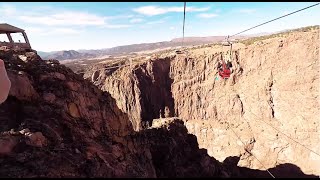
[87,28,320,175]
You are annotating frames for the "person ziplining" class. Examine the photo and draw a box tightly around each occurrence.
[216,3,319,80]
[217,36,233,79]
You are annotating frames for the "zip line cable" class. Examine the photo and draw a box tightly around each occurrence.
[248,108,320,157]
[228,3,319,39]
[182,2,186,48]
[238,92,320,157]
[95,3,319,74]
[226,121,276,178]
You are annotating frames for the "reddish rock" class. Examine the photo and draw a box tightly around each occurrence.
[0,136,18,156]
[25,132,47,148]
[68,102,80,118]
[43,93,56,103]
[7,71,39,101]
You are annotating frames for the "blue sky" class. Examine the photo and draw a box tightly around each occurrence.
[0,2,319,52]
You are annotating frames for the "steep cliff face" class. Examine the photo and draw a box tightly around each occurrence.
[0,49,230,178]
[86,28,320,175]
[86,56,175,131]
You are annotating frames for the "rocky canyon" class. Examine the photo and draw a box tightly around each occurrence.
[84,26,320,177]
[0,26,318,178]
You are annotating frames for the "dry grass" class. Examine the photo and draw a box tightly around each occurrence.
[240,25,319,46]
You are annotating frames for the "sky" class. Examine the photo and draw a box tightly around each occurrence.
[0,2,319,52]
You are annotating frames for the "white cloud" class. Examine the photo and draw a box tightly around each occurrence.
[170,26,175,30]
[144,16,170,25]
[133,5,210,16]
[0,4,16,16]
[103,24,132,29]
[130,18,144,23]
[106,14,135,20]
[1,4,132,30]
[281,11,291,16]
[18,11,106,26]
[197,13,219,18]
[237,8,256,14]
[146,20,165,25]
[25,27,45,34]
[25,27,81,36]
[53,28,80,34]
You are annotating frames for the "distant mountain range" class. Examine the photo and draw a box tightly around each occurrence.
[38,34,267,61]
[39,50,95,60]
[35,26,318,61]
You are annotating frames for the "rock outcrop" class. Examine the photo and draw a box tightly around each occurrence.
[85,27,320,175]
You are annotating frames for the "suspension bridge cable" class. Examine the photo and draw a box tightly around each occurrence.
[229,3,320,38]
